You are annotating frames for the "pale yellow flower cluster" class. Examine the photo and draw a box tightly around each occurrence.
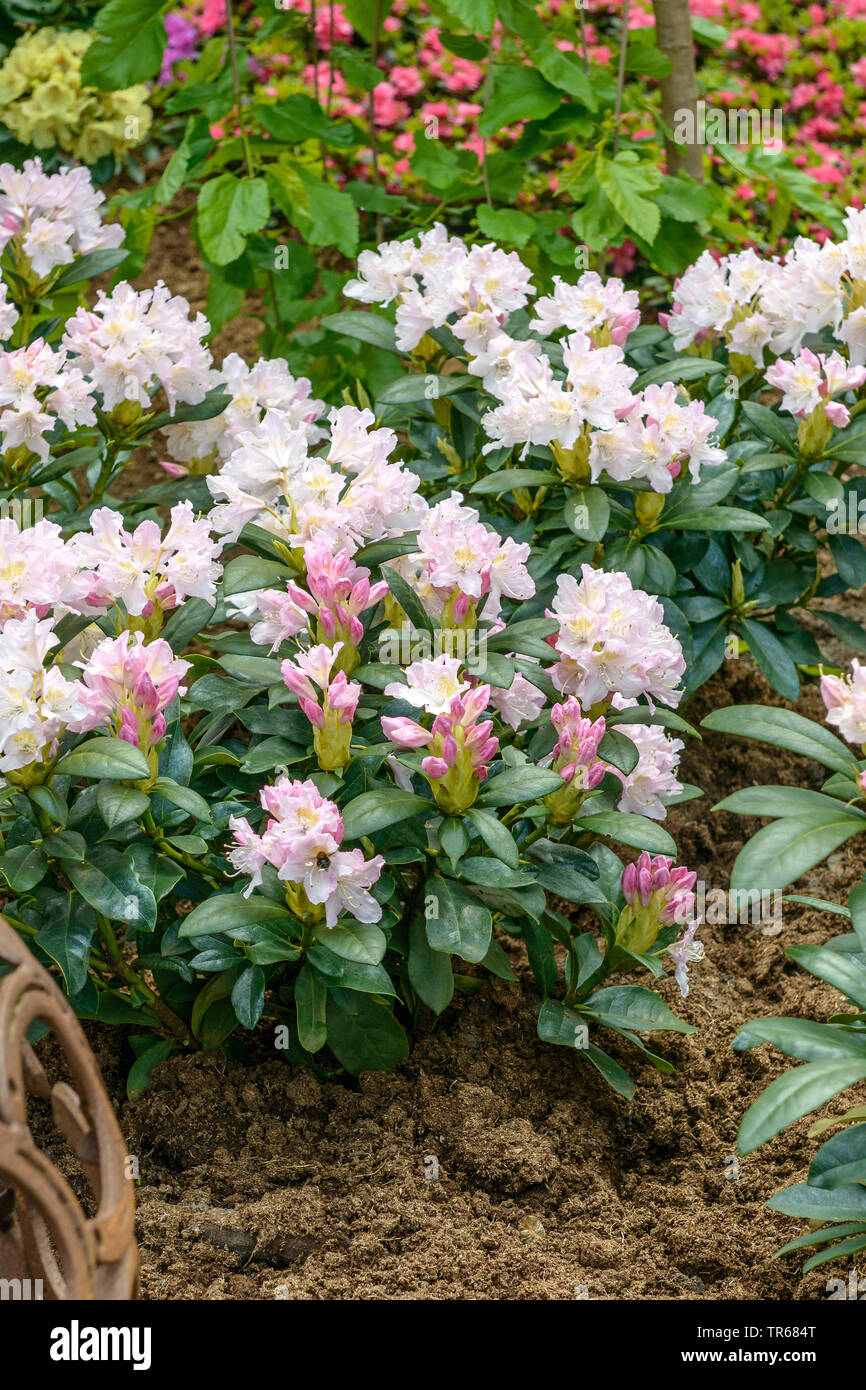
[0,28,152,164]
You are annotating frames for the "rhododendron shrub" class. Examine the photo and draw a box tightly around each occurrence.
[0,467,704,1091]
[328,214,866,702]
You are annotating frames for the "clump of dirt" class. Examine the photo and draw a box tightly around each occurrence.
[25,654,858,1301]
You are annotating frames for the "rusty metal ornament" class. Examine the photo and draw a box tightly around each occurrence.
[0,916,138,1299]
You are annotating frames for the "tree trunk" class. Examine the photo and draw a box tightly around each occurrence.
[652,0,704,181]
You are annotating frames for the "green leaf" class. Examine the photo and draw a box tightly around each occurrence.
[424,875,492,963]
[635,356,726,389]
[269,163,359,257]
[464,807,520,869]
[231,964,266,1030]
[126,1040,174,1101]
[408,914,454,1013]
[478,66,561,137]
[381,563,434,634]
[810,1123,866,1189]
[0,844,46,892]
[295,964,328,1052]
[257,96,358,148]
[575,811,677,856]
[81,5,167,88]
[325,990,409,1074]
[41,830,86,862]
[716,787,864,819]
[470,468,560,495]
[741,618,800,701]
[51,249,129,290]
[596,151,662,243]
[829,533,866,588]
[583,985,695,1034]
[702,705,858,778]
[66,847,156,932]
[537,997,589,1049]
[340,788,430,840]
[35,895,96,997]
[151,778,212,823]
[733,1016,866,1062]
[197,174,270,266]
[787,943,866,1010]
[475,206,536,247]
[767,1181,866,1223]
[55,736,151,781]
[320,311,398,353]
[731,812,866,893]
[476,766,563,806]
[666,506,769,532]
[564,486,610,542]
[849,882,866,953]
[740,400,797,452]
[598,729,639,776]
[738,1059,866,1154]
[583,1042,635,1098]
[96,782,150,829]
[440,0,495,32]
[179,893,294,938]
[316,920,386,966]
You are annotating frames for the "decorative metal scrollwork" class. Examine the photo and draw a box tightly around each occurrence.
[0,916,138,1299]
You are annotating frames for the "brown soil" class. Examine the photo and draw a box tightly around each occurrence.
[27,655,865,1302]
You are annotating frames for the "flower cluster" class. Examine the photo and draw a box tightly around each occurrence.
[382,657,498,814]
[664,208,866,368]
[344,222,534,353]
[161,352,327,472]
[391,491,533,624]
[71,631,190,758]
[70,503,223,628]
[821,659,866,747]
[62,281,213,419]
[588,382,725,492]
[543,696,607,825]
[0,613,84,775]
[207,405,424,552]
[548,565,686,709]
[227,777,384,929]
[0,158,124,285]
[531,272,641,348]
[766,348,866,426]
[0,28,152,165]
[0,338,96,463]
[281,642,361,771]
[616,852,704,996]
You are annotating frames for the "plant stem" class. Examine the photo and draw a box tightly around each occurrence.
[90,438,122,506]
[96,914,192,1045]
[613,0,631,157]
[368,0,385,244]
[225,0,254,179]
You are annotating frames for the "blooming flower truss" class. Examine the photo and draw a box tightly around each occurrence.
[160,352,327,474]
[206,404,425,553]
[0,613,86,775]
[70,631,190,771]
[62,281,214,421]
[0,28,152,166]
[0,158,124,294]
[69,502,223,632]
[227,778,384,932]
[344,222,534,353]
[548,565,686,710]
